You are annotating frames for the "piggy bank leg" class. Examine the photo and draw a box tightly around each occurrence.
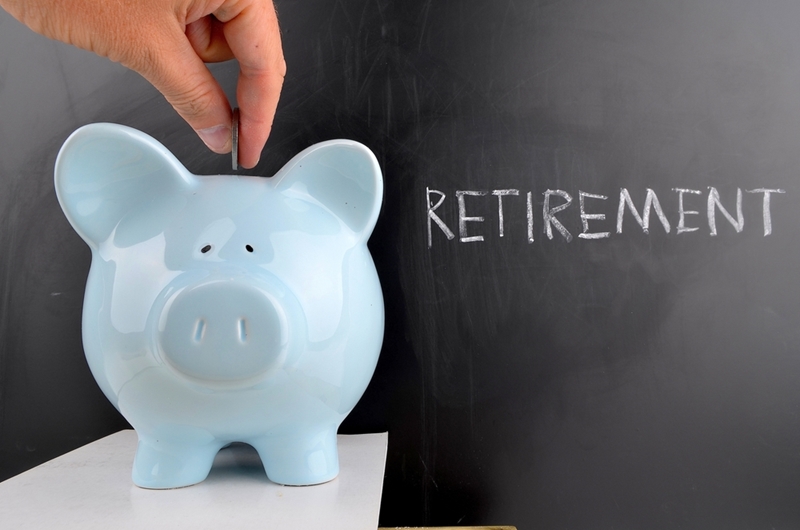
[132,433,222,489]
[251,425,339,486]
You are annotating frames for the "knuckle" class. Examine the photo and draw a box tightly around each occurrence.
[273,56,287,79]
[168,83,219,119]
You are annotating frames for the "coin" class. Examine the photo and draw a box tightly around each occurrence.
[231,107,239,171]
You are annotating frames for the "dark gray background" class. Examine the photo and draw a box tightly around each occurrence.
[3,1,800,527]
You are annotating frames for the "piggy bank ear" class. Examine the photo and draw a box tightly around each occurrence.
[274,140,383,241]
[55,123,196,248]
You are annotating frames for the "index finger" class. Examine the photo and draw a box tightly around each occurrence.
[217,0,285,169]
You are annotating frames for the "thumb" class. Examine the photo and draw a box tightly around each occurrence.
[135,28,233,153]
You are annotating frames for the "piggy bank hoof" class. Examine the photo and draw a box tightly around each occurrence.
[251,428,340,486]
[132,437,221,489]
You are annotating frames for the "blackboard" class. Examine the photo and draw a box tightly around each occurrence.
[3,1,800,527]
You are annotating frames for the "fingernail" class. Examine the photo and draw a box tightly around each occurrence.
[197,125,230,153]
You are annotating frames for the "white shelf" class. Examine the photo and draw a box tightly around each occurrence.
[0,430,387,529]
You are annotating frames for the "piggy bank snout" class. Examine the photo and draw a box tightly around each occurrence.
[158,280,289,382]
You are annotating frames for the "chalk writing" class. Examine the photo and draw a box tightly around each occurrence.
[543,190,573,242]
[579,192,610,240]
[426,187,786,247]
[456,190,487,243]
[426,187,455,248]
[617,188,670,234]
[747,188,784,236]
[708,187,743,236]
[493,189,519,238]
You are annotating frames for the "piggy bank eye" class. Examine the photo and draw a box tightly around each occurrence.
[201,244,212,254]
[245,245,254,253]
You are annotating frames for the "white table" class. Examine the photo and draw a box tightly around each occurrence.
[0,430,387,529]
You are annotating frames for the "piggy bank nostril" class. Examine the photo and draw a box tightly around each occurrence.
[193,319,206,343]
[238,318,248,343]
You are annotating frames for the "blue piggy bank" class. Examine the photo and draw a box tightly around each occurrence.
[54,123,384,488]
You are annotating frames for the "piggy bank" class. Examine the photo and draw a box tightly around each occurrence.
[54,123,384,489]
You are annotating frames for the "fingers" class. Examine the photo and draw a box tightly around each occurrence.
[135,21,234,154]
[2,0,286,167]
[159,0,286,168]
[218,1,285,168]
[185,15,234,63]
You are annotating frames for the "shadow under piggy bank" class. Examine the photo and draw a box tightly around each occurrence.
[54,123,384,489]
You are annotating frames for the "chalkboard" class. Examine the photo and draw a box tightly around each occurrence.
[3,1,800,527]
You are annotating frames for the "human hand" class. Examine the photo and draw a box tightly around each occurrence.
[0,0,285,169]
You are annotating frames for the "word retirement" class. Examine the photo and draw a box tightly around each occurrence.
[426,187,786,248]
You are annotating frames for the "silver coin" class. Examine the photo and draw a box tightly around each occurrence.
[231,107,239,171]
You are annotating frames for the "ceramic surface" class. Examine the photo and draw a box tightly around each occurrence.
[54,123,384,489]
